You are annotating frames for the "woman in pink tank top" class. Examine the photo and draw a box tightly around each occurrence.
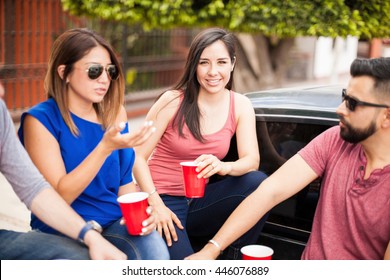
[133,28,268,260]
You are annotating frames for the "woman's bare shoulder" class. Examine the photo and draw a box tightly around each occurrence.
[155,89,182,109]
[233,91,252,110]
[146,89,182,121]
[160,89,182,102]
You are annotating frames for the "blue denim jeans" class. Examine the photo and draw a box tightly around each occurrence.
[0,221,169,260]
[0,229,90,259]
[161,171,268,260]
[101,219,170,260]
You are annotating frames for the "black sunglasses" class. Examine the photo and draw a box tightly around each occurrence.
[341,89,389,111]
[85,64,119,80]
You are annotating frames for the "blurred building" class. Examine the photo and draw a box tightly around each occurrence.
[0,0,193,121]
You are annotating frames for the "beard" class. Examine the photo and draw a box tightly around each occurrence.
[339,118,377,144]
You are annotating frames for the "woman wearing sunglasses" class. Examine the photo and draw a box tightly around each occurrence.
[17,28,169,260]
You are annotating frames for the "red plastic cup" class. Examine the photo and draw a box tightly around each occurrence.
[117,192,149,235]
[241,245,274,260]
[180,161,206,198]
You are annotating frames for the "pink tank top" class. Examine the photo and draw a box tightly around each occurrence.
[148,91,237,196]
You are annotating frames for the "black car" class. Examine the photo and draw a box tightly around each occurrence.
[246,85,342,259]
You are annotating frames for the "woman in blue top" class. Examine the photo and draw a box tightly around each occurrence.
[18,28,169,260]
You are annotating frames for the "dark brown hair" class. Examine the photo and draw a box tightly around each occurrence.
[172,27,237,142]
[350,57,390,101]
[45,28,125,135]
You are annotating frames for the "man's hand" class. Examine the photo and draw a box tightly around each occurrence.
[84,230,127,260]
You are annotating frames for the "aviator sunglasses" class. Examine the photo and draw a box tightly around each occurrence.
[342,89,389,111]
[85,64,119,80]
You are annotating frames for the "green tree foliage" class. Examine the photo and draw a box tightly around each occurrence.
[62,0,389,39]
[62,0,390,91]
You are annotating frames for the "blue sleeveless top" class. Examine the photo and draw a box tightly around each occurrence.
[18,98,135,233]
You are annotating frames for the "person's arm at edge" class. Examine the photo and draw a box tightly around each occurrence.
[186,154,318,260]
[0,99,126,260]
[30,187,126,260]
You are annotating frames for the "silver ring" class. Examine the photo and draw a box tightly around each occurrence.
[212,162,218,168]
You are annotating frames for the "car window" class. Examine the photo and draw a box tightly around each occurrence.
[258,121,327,174]
[258,121,332,231]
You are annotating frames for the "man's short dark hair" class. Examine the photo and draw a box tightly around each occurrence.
[350,57,390,98]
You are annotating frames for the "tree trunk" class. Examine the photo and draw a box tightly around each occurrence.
[270,37,295,87]
[233,34,295,93]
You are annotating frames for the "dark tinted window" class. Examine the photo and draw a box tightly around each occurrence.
[255,120,334,259]
[257,121,332,235]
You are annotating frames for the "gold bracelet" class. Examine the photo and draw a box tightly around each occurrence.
[208,239,223,254]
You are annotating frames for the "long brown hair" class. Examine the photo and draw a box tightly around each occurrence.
[44,28,125,135]
[172,27,237,142]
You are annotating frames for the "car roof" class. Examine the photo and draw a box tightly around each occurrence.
[244,85,342,125]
